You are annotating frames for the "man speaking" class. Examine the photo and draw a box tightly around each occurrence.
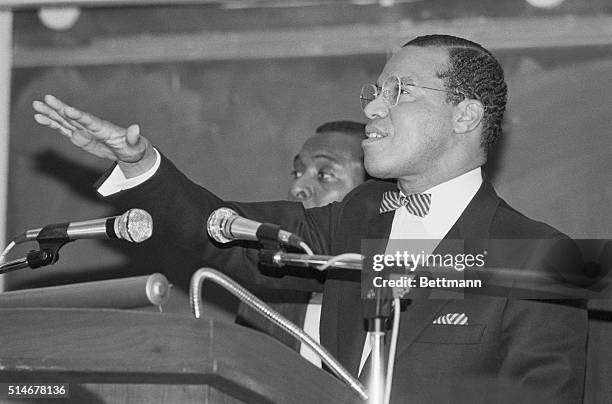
[33,34,586,403]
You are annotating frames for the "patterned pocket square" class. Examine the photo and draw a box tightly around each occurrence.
[432,312,469,325]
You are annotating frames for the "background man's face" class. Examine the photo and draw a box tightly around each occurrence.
[362,46,456,180]
[289,131,365,208]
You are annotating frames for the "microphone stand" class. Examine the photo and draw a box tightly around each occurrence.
[0,224,73,274]
[361,269,392,404]
[260,249,390,404]
[0,250,55,274]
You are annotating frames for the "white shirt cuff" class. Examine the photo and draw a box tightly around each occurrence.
[97,148,161,196]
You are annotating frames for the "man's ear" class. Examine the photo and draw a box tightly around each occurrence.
[453,99,484,134]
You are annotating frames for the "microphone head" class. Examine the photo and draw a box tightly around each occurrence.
[115,209,153,243]
[207,207,238,243]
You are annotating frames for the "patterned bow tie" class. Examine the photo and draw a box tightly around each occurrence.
[379,190,432,217]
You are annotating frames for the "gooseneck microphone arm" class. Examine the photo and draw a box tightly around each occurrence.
[189,267,368,401]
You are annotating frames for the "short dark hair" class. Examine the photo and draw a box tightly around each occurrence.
[315,121,366,139]
[403,35,507,152]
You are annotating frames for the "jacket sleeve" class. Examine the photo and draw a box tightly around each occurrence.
[99,152,338,292]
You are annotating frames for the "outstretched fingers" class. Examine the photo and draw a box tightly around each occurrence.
[33,113,73,137]
[32,100,77,134]
[32,94,145,163]
[43,94,104,134]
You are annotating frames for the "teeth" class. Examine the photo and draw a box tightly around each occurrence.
[366,132,385,139]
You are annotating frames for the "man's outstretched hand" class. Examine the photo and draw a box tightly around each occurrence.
[32,94,156,178]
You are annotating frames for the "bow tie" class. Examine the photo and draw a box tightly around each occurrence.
[379,190,432,217]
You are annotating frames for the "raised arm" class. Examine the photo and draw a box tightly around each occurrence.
[31,94,332,293]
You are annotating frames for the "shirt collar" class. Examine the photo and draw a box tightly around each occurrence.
[425,167,482,208]
[397,167,483,230]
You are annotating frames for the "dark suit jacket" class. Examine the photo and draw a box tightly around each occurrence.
[103,154,587,403]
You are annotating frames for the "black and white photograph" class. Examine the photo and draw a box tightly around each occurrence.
[0,0,610,403]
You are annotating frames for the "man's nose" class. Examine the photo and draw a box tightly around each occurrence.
[289,177,313,202]
[363,95,389,120]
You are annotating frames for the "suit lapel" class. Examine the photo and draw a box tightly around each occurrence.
[393,231,461,357]
[394,181,501,356]
[452,180,499,239]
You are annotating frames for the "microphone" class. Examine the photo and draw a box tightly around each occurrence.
[206,207,306,249]
[17,208,153,244]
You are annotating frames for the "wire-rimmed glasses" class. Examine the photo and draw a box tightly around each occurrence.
[360,75,456,110]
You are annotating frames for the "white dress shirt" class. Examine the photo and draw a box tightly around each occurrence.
[299,292,323,367]
[97,149,161,197]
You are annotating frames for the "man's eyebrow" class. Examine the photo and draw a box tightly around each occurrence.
[376,75,417,86]
[312,153,341,164]
[399,75,417,84]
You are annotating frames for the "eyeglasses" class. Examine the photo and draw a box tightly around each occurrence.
[359,75,456,111]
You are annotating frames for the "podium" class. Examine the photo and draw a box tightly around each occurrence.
[0,308,361,403]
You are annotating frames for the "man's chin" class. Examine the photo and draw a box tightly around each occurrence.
[365,162,395,179]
